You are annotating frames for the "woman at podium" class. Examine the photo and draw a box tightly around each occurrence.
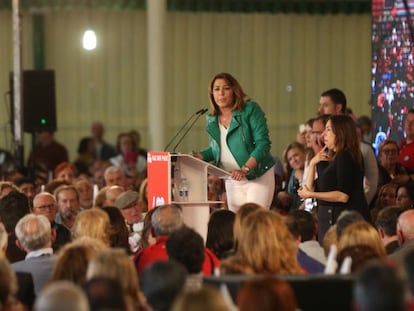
[193,72,275,212]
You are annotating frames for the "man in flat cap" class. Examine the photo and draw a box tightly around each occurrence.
[115,190,143,253]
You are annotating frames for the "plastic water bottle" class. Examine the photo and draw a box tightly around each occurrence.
[178,177,189,202]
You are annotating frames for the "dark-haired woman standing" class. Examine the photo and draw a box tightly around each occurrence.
[298,114,370,243]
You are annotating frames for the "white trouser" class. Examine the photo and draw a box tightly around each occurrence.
[225,166,275,213]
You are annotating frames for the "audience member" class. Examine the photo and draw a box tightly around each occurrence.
[171,286,231,311]
[115,190,143,253]
[237,277,298,311]
[14,177,35,209]
[335,210,365,240]
[396,183,414,209]
[50,238,106,286]
[284,213,325,273]
[377,139,407,187]
[54,162,77,184]
[138,178,149,213]
[280,142,306,211]
[104,166,125,187]
[27,130,69,173]
[375,206,407,255]
[94,185,124,208]
[110,132,147,180]
[13,214,54,296]
[101,206,131,254]
[289,210,326,264]
[134,204,219,275]
[0,191,30,262]
[370,183,398,222]
[140,261,187,311]
[73,178,93,210]
[389,209,414,266]
[32,192,71,251]
[166,226,205,288]
[83,277,127,311]
[34,281,89,311]
[206,209,235,259]
[0,181,20,199]
[71,208,111,246]
[322,224,337,257]
[54,185,81,229]
[233,202,262,250]
[74,136,95,176]
[90,121,116,161]
[220,210,303,275]
[398,109,414,174]
[353,263,409,311]
[86,248,149,311]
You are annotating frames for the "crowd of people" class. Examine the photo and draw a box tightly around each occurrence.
[1,72,414,310]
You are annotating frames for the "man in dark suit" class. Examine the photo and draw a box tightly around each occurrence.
[91,121,116,161]
[12,214,55,296]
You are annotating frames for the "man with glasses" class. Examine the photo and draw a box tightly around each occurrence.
[32,192,71,251]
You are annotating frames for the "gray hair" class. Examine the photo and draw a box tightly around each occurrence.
[34,281,89,311]
[15,214,51,251]
[104,166,122,180]
[151,204,184,237]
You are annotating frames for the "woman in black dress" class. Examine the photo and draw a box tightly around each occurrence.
[298,114,370,244]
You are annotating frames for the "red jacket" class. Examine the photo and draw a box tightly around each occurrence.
[134,235,219,275]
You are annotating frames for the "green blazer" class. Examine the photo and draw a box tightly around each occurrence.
[200,101,275,180]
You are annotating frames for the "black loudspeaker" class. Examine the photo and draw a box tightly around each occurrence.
[10,70,57,133]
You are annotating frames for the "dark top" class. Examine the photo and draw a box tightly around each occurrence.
[28,140,69,171]
[52,221,72,251]
[316,150,370,221]
[16,272,35,308]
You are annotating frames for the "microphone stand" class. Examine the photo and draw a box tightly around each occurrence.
[172,108,208,153]
[164,108,206,152]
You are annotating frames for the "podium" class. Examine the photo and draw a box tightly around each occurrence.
[147,152,230,241]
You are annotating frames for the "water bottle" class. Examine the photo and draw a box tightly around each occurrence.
[178,177,189,202]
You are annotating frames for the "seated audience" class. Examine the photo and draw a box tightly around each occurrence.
[0,191,30,262]
[389,209,414,266]
[54,162,77,184]
[353,263,409,311]
[50,238,106,286]
[237,277,298,311]
[140,261,187,311]
[71,209,111,247]
[13,214,54,296]
[171,286,231,311]
[370,183,398,222]
[206,209,235,259]
[101,206,131,254]
[134,204,219,275]
[32,192,71,251]
[396,184,414,209]
[34,281,89,311]
[86,248,149,311]
[375,206,407,255]
[73,178,93,210]
[220,210,303,275]
[83,277,127,311]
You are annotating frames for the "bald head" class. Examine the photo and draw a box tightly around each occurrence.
[398,210,414,241]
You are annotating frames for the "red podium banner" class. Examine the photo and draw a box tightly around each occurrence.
[147,152,171,210]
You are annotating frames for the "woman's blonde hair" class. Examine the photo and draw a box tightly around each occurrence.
[222,210,302,275]
[86,248,147,311]
[233,203,263,250]
[338,221,387,259]
[72,208,111,246]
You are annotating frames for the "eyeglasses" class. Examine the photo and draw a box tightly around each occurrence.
[311,130,323,135]
[382,149,398,155]
[34,203,57,210]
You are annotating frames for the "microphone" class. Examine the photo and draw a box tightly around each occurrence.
[164,108,207,152]
[172,108,208,153]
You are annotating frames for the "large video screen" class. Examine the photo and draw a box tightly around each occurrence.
[372,0,414,155]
